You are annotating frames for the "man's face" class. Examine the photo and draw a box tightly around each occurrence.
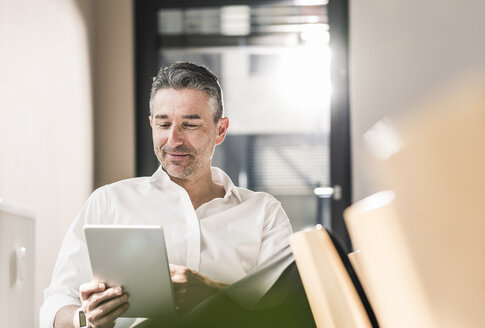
[150,88,228,180]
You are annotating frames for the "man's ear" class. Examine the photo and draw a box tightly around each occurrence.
[149,115,153,128]
[215,117,229,145]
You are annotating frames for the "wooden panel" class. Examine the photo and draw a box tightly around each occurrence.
[349,73,485,327]
[290,228,372,328]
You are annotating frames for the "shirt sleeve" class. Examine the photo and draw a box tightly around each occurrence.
[39,188,109,328]
[255,196,293,267]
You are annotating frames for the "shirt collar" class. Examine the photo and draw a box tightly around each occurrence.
[210,167,242,203]
[149,166,171,187]
[149,166,243,203]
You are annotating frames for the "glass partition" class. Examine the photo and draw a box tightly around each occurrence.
[156,2,331,231]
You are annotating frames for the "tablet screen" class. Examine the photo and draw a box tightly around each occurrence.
[84,225,175,319]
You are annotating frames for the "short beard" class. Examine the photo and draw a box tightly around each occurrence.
[154,145,198,179]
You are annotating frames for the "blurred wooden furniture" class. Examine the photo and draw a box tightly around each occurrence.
[347,251,365,290]
[344,191,433,327]
[290,226,376,328]
[346,74,485,327]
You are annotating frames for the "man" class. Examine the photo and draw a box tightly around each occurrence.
[40,62,293,328]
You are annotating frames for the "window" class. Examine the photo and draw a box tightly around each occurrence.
[135,0,351,249]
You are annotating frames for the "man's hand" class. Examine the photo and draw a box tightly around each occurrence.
[170,264,228,312]
[78,280,129,328]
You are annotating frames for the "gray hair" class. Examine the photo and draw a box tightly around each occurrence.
[149,61,224,122]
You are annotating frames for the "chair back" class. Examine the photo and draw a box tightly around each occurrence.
[290,227,375,328]
[344,191,434,327]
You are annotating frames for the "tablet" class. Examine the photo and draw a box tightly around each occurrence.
[83,225,175,319]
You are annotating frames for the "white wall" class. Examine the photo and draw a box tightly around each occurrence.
[349,0,485,201]
[0,0,94,324]
[0,0,134,325]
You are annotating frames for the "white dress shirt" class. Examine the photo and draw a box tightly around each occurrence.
[40,167,293,328]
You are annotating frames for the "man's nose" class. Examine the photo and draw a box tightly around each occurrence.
[167,126,184,148]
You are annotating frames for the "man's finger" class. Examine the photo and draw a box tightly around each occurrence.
[169,264,183,276]
[90,301,130,327]
[79,281,105,300]
[170,266,192,283]
[86,293,129,323]
[84,287,124,311]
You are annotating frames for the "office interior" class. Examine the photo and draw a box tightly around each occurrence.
[1,0,485,326]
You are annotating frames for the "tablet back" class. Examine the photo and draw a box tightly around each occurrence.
[84,225,175,319]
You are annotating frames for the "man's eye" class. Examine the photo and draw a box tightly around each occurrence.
[158,123,171,129]
[183,124,199,129]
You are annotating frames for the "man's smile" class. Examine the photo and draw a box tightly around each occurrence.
[165,152,191,162]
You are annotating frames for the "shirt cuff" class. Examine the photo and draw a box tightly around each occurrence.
[40,294,81,328]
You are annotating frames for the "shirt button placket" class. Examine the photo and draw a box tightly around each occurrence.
[181,190,200,271]
[186,212,200,271]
